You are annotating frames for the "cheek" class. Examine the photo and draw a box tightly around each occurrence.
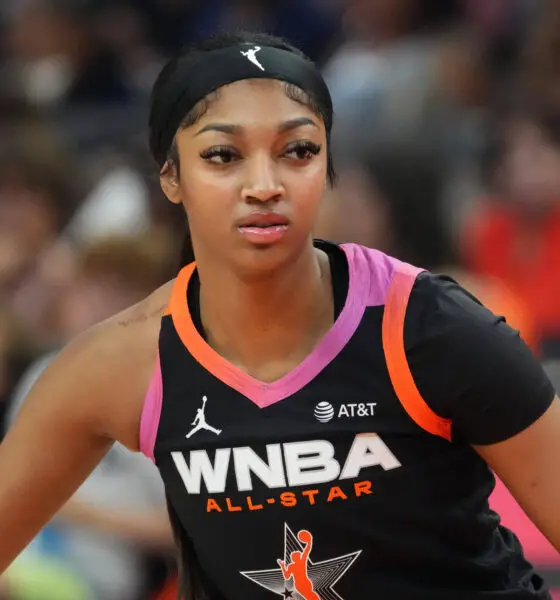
[286,162,327,219]
[179,165,238,220]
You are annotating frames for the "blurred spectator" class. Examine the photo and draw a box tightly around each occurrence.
[0,153,79,310]
[14,228,176,348]
[52,232,174,340]
[129,0,342,65]
[3,0,131,108]
[463,0,542,94]
[462,101,560,357]
[1,539,92,600]
[4,233,177,600]
[0,98,67,166]
[67,165,152,243]
[324,0,481,141]
[0,154,83,348]
[520,0,560,107]
[323,0,489,232]
[315,147,538,349]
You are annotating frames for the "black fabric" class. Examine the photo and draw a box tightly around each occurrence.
[320,257,555,445]
[175,240,348,599]
[150,44,333,167]
[403,273,556,445]
[156,242,552,600]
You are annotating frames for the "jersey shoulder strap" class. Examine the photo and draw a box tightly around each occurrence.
[382,262,452,441]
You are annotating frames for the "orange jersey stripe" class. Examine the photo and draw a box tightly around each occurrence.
[382,265,452,441]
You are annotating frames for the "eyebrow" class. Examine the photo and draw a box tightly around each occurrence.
[195,117,319,137]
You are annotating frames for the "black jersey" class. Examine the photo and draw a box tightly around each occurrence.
[140,241,555,600]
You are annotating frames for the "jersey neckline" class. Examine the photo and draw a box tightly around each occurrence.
[166,243,368,408]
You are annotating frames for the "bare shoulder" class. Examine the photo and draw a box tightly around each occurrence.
[20,280,174,452]
[84,279,175,449]
[112,279,174,331]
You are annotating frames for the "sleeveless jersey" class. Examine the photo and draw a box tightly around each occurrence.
[140,241,550,600]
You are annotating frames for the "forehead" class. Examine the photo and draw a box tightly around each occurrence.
[196,79,321,127]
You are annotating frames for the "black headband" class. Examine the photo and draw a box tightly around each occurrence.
[150,44,333,168]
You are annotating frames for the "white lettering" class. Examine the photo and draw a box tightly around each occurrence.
[337,402,377,418]
[283,440,340,486]
[172,449,230,493]
[233,445,286,491]
[340,433,402,479]
[172,435,401,494]
[338,405,349,418]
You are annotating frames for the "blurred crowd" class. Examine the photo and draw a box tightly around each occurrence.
[0,0,559,599]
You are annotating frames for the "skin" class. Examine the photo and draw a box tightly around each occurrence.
[0,78,558,577]
[161,78,334,381]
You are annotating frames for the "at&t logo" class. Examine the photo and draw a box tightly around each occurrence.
[314,401,335,422]
[314,401,377,423]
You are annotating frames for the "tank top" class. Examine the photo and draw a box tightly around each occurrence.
[140,241,549,600]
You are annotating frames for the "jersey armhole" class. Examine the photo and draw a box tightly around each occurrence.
[382,263,453,442]
[139,354,163,462]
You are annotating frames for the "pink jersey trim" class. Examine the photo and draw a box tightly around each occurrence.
[166,244,371,408]
[342,244,397,307]
[139,355,163,462]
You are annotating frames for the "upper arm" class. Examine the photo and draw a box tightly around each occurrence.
[406,274,555,445]
[0,304,159,573]
[474,397,560,552]
[405,274,559,549]
[0,333,115,573]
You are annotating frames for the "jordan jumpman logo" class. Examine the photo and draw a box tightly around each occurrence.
[186,396,222,438]
[240,46,265,71]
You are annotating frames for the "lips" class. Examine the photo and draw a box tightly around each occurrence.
[236,213,290,228]
[235,212,290,245]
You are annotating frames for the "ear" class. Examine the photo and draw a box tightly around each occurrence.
[160,163,182,205]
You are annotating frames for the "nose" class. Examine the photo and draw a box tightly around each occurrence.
[241,154,285,203]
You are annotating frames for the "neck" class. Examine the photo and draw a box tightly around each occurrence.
[196,243,334,380]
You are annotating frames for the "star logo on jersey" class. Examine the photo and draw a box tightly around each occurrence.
[241,523,361,600]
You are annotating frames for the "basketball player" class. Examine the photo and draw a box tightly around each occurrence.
[186,397,222,439]
[277,530,320,600]
[0,31,558,600]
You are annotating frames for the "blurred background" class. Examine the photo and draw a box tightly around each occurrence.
[0,0,558,598]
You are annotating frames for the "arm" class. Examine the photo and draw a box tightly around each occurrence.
[406,274,559,551]
[302,540,313,563]
[4,328,173,555]
[0,306,157,573]
[474,398,560,551]
[277,559,291,579]
[0,335,111,572]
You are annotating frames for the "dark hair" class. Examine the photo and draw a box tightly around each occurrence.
[148,31,336,268]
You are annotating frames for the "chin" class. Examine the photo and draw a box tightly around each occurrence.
[232,243,303,279]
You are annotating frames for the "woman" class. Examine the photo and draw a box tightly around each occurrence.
[0,31,558,600]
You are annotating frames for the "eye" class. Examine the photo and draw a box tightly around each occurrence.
[200,146,240,164]
[284,141,322,161]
